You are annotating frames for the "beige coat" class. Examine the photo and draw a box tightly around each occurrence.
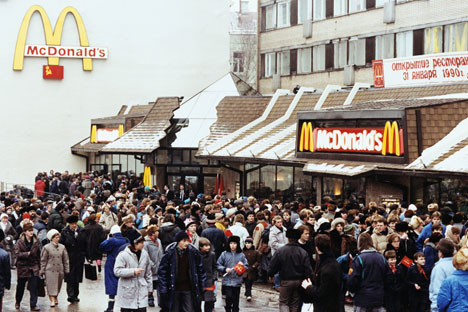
[371,227,394,254]
[40,242,70,296]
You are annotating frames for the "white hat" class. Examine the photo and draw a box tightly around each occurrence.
[47,229,60,241]
[87,207,95,212]
[0,213,8,219]
[110,225,121,235]
[408,204,417,211]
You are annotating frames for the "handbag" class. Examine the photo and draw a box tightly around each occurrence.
[37,278,46,297]
[84,263,97,281]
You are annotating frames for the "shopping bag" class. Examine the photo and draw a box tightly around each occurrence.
[84,263,97,280]
[37,278,46,297]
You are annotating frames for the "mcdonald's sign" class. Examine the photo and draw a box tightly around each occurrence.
[373,60,385,88]
[13,5,108,78]
[298,121,404,156]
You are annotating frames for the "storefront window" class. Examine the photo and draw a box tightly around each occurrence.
[246,168,260,197]
[112,154,119,165]
[323,177,343,202]
[276,166,293,202]
[155,150,169,165]
[172,150,183,164]
[440,179,468,213]
[204,176,216,195]
[258,165,275,200]
[343,178,365,204]
[294,167,315,203]
[136,158,144,177]
[120,155,128,172]
[128,155,136,173]
[167,166,180,173]
[168,175,181,192]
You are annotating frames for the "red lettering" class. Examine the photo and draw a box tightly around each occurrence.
[67,48,75,57]
[48,46,57,56]
[26,46,38,55]
[39,47,46,55]
[58,48,66,56]
[89,48,96,57]
[99,49,105,58]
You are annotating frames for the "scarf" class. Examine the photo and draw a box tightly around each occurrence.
[418,265,428,280]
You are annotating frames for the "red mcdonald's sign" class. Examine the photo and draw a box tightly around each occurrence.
[373,60,385,88]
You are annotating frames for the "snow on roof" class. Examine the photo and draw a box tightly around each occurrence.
[304,161,374,176]
[419,93,468,100]
[407,117,468,171]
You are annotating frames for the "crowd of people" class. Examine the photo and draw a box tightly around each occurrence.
[0,170,467,312]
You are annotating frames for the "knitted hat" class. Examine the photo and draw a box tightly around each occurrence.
[23,222,34,232]
[175,230,190,243]
[110,225,121,235]
[130,234,145,246]
[344,224,354,234]
[286,228,300,240]
[47,229,60,241]
[206,214,216,224]
[22,213,31,220]
[0,213,8,220]
[408,204,417,211]
[245,236,254,244]
[215,213,224,221]
[184,218,196,229]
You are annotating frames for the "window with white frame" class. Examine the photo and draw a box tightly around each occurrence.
[233,52,244,73]
[444,22,468,52]
[298,47,312,73]
[349,0,366,13]
[265,4,277,30]
[334,0,348,16]
[396,31,413,57]
[313,45,326,72]
[278,51,290,75]
[298,0,312,24]
[334,40,347,69]
[277,1,291,28]
[313,0,326,21]
[424,26,443,54]
[376,34,395,59]
[348,38,366,66]
[265,52,276,77]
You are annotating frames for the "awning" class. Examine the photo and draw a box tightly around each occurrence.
[71,137,107,153]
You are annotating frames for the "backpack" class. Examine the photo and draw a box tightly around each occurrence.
[261,225,271,244]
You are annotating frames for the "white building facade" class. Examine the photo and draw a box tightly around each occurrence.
[0,0,230,186]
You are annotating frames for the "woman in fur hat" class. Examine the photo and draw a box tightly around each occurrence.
[40,229,70,307]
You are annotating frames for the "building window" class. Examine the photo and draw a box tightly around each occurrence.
[265,4,277,30]
[298,0,312,24]
[313,0,326,21]
[240,0,250,13]
[349,0,366,13]
[313,45,326,71]
[376,33,395,59]
[334,40,347,69]
[323,177,343,200]
[424,26,443,54]
[444,22,468,52]
[396,31,413,57]
[233,52,244,73]
[278,51,290,75]
[298,47,312,74]
[265,52,276,77]
[259,165,275,200]
[349,38,366,66]
[277,1,291,28]
[277,166,293,202]
[334,0,348,16]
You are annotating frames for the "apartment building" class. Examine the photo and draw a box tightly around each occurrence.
[257,0,468,93]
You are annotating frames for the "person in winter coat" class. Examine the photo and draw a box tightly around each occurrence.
[371,217,393,254]
[0,229,11,311]
[424,232,443,274]
[269,215,288,290]
[59,215,87,303]
[416,211,446,252]
[217,235,249,312]
[201,214,227,259]
[407,252,430,312]
[34,212,49,246]
[330,217,345,258]
[228,214,250,249]
[0,213,17,268]
[143,225,163,308]
[429,239,455,312]
[159,214,181,252]
[383,250,403,312]
[437,247,468,311]
[14,222,41,311]
[185,218,200,249]
[114,234,152,311]
[157,231,206,312]
[199,237,217,312]
[48,202,66,231]
[121,215,141,247]
[99,204,118,233]
[84,214,106,272]
[268,229,313,312]
[100,225,129,312]
[348,232,390,312]
[301,234,341,312]
[242,237,260,301]
[40,229,70,307]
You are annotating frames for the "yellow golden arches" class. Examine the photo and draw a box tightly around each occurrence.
[90,125,97,143]
[382,121,400,156]
[299,122,314,152]
[14,5,92,71]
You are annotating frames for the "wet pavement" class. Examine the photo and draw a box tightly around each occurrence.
[4,268,352,312]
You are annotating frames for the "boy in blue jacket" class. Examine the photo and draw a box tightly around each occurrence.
[217,235,248,312]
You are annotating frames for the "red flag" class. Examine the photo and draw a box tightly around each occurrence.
[213,174,219,196]
[218,174,224,195]
[43,65,64,80]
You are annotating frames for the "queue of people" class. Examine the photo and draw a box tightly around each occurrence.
[0,170,467,312]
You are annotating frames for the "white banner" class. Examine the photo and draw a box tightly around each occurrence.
[376,52,468,88]
[24,44,108,59]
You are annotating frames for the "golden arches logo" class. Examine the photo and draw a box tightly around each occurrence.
[13,5,92,71]
[299,122,314,152]
[382,121,402,156]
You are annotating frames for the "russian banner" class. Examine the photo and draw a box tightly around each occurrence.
[43,65,64,80]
